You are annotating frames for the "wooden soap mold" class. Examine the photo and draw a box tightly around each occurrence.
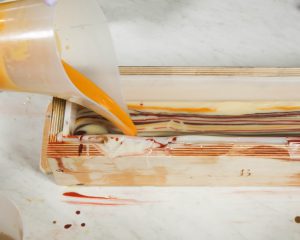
[41,66,300,186]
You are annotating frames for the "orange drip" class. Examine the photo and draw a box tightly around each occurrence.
[128,104,216,113]
[258,106,300,111]
[62,61,136,136]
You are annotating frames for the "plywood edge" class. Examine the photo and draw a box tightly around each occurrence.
[41,98,66,174]
[49,97,66,143]
[40,102,53,174]
[119,66,300,77]
[62,101,78,137]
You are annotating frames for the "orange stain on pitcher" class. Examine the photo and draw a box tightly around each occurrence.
[0,12,5,31]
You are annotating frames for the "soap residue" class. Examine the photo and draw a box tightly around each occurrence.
[0,232,14,240]
[97,136,154,158]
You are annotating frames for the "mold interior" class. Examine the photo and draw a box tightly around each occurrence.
[73,101,300,137]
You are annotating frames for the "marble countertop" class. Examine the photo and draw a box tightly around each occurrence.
[99,0,300,67]
[1,0,300,239]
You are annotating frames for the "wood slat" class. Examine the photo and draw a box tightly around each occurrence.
[119,66,300,76]
[49,98,66,143]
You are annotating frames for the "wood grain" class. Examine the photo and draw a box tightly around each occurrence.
[119,66,300,76]
[49,97,66,143]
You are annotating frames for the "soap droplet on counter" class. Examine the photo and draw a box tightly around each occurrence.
[64,224,72,229]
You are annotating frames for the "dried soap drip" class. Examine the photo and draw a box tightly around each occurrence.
[64,224,72,229]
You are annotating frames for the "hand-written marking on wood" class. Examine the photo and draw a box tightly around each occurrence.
[240,169,252,177]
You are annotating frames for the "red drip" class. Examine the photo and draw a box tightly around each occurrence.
[147,139,167,148]
[78,144,84,156]
[64,201,127,206]
[64,224,72,229]
[63,192,119,200]
[147,138,178,149]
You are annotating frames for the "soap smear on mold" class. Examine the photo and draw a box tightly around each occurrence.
[99,137,155,158]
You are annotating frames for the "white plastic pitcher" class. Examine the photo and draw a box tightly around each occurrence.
[0,0,136,135]
[0,195,23,240]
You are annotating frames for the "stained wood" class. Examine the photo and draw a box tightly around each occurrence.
[42,67,300,186]
[48,155,300,186]
[45,134,300,186]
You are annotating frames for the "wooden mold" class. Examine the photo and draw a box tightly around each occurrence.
[41,67,300,186]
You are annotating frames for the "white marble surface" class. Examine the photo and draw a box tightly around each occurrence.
[99,0,300,67]
[1,0,300,239]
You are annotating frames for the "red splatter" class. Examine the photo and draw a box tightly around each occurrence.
[63,192,142,206]
[115,138,119,141]
[146,138,168,148]
[78,144,84,156]
[64,224,72,229]
[75,210,80,215]
[63,192,119,200]
[81,223,86,227]
[64,201,127,206]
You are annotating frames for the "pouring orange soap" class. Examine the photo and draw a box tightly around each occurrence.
[62,61,136,136]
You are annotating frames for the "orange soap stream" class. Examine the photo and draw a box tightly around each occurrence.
[62,61,137,136]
